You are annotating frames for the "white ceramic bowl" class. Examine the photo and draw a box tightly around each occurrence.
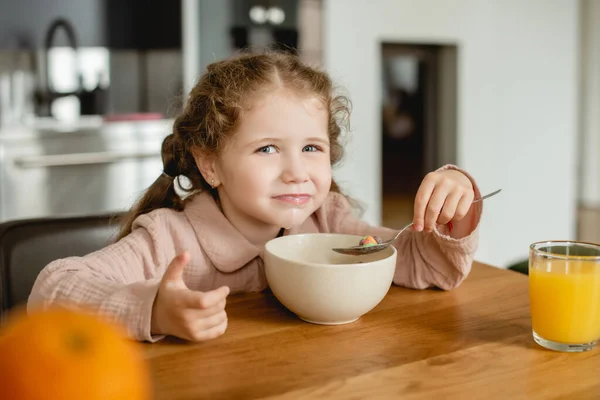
[264,233,397,325]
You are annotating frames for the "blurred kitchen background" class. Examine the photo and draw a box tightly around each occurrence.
[0,0,598,270]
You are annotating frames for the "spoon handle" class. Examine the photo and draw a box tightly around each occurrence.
[391,223,413,242]
[475,188,502,202]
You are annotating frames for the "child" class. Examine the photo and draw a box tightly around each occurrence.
[28,52,482,343]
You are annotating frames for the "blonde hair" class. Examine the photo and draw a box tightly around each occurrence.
[118,52,351,240]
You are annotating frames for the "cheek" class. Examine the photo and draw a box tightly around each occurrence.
[223,168,254,190]
[311,159,332,189]
[217,154,250,185]
[219,159,273,194]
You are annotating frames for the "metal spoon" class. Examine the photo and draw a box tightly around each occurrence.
[332,189,502,256]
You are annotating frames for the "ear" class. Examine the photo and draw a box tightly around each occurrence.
[193,150,221,187]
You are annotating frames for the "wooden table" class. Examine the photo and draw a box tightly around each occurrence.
[143,262,600,399]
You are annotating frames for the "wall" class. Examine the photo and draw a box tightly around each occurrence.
[580,0,600,208]
[324,0,580,268]
[198,0,233,76]
[182,0,233,98]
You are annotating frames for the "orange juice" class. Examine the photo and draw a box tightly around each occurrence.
[529,260,600,344]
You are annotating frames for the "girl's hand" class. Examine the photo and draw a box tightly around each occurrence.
[151,252,230,342]
[413,169,474,233]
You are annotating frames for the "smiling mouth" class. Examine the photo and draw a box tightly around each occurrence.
[273,194,312,205]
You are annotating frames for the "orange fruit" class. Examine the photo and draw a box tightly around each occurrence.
[0,307,151,400]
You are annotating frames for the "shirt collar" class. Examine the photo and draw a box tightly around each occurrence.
[183,191,260,272]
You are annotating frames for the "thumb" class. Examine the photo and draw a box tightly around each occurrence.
[162,251,190,288]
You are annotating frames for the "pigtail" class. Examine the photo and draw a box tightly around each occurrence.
[116,134,185,240]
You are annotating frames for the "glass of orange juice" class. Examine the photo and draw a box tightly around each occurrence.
[529,241,600,352]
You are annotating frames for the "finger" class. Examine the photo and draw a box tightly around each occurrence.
[437,191,462,225]
[189,318,229,342]
[413,177,436,232]
[193,310,228,332]
[183,286,230,309]
[453,191,475,221]
[162,251,190,288]
[424,187,449,232]
[187,300,227,319]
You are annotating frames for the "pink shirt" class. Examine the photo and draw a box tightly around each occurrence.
[28,165,482,342]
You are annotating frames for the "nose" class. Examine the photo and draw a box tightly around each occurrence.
[280,153,309,184]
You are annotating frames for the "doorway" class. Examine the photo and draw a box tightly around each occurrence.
[380,43,458,228]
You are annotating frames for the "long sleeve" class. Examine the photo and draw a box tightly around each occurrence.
[27,213,171,342]
[325,165,483,290]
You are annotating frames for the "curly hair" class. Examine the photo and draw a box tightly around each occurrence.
[117,52,351,240]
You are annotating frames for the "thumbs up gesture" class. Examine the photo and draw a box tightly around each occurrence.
[151,251,230,341]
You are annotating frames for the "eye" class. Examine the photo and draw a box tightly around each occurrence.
[303,145,320,152]
[256,145,277,154]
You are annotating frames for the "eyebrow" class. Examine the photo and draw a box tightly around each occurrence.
[307,137,331,147]
[248,137,330,147]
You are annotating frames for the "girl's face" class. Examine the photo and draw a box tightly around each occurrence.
[211,88,332,232]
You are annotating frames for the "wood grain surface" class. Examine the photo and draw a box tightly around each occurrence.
[143,262,600,399]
